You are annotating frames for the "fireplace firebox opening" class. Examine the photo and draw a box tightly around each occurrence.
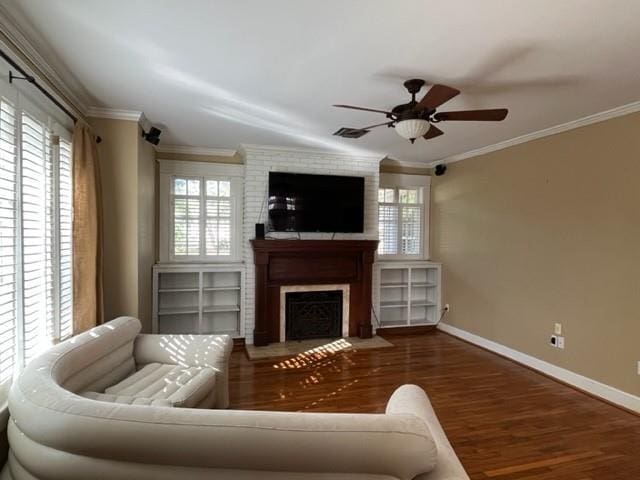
[285,290,343,341]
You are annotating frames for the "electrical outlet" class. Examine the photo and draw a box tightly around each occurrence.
[637,361,640,376]
[557,336,565,349]
[443,304,450,312]
[554,323,562,335]
[550,335,558,347]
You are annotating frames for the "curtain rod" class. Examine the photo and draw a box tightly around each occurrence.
[0,47,102,143]
[0,47,77,122]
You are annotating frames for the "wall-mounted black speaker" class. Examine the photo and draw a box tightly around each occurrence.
[142,126,162,145]
[434,164,447,176]
[255,223,265,239]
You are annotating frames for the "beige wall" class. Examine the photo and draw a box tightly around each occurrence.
[90,118,157,332]
[137,134,157,331]
[91,118,140,324]
[431,111,640,397]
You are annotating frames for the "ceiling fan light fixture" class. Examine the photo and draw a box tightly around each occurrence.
[333,80,508,145]
[395,118,430,143]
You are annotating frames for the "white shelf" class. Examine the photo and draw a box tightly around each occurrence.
[409,320,436,326]
[411,300,436,307]
[158,307,199,316]
[380,282,409,289]
[203,286,241,291]
[376,261,441,329]
[153,265,244,337]
[203,305,241,313]
[379,319,408,327]
[158,288,199,293]
[380,301,409,308]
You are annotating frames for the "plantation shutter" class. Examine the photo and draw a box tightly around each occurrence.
[58,138,73,339]
[20,111,53,364]
[205,180,232,256]
[0,78,74,382]
[0,97,17,382]
[400,204,421,255]
[173,177,201,256]
[378,204,398,255]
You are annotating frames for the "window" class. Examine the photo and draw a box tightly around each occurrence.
[0,88,73,383]
[171,176,233,258]
[159,160,243,262]
[378,174,431,258]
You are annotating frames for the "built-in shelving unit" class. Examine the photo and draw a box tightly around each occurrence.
[376,261,441,328]
[152,264,244,337]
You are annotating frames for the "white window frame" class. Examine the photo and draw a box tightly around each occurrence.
[378,173,431,260]
[158,160,244,263]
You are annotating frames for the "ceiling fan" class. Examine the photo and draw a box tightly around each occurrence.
[332,79,508,144]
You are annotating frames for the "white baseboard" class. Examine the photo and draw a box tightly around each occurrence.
[437,322,640,414]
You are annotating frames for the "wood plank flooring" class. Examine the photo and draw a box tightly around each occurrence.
[229,331,640,479]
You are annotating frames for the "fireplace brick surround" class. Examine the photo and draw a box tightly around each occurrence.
[251,239,378,346]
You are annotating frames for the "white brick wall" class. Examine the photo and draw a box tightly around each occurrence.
[240,145,382,344]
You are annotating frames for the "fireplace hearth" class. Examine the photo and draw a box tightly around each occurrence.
[286,291,342,341]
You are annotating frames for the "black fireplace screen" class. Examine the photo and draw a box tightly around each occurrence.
[285,290,342,341]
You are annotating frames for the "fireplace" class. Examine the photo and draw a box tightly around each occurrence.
[285,290,342,341]
[251,239,378,346]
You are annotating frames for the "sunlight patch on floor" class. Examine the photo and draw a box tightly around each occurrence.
[273,338,353,370]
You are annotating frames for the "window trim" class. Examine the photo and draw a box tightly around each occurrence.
[378,173,431,260]
[158,160,244,263]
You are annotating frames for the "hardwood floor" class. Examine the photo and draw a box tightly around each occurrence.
[229,331,640,479]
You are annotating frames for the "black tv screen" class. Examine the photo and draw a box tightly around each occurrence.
[268,172,365,233]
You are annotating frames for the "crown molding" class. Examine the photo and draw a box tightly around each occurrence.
[86,107,144,122]
[0,3,91,116]
[155,145,237,157]
[380,156,432,169]
[429,100,640,167]
[239,143,385,161]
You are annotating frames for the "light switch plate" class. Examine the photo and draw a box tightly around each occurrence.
[554,323,562,335]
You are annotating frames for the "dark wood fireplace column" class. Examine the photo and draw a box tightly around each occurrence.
[251,240,379,346]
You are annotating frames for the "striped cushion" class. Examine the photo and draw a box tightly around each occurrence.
[105,363,216,408]
[81,391,173,407]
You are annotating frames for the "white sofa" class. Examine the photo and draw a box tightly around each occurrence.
[1,317,468,480]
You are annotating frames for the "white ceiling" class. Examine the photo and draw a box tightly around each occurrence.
[5,0,640,163]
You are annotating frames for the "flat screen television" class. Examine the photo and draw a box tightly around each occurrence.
[268,172,365,233]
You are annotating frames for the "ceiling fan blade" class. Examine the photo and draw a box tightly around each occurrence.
[416,84,460,110]
[360,121,394,130]
[332,104,392,115]
[434,108,508,121]
[423,124,444,140]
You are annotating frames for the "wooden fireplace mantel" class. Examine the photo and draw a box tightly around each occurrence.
[251,239,379,346]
